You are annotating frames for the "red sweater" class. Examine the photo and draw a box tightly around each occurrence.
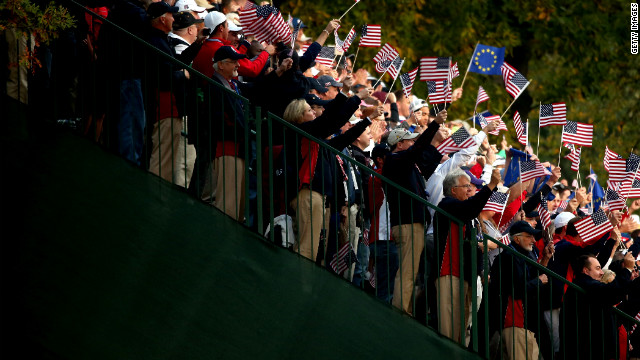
[192,37,269,79]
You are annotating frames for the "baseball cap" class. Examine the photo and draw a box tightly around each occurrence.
[525,210,539,219]
[410,98,428,113]
[509,220,543,239]
[174,0,206,14]
[304,93,330,107]
[173,11,204,30]
[194,0,214,10]
[204,11,227,30]
[291,17,308,29]
[372,143,391,159]
[147,2,179,19]
[387,128,420,146]
[213,46,247,62]
[308,77,328,93]
[464,170,484,188]
[228,20,242,32]
[554,212,575,229]
[317,75,343,88]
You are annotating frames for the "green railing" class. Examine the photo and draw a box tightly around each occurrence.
[25,1,640,358]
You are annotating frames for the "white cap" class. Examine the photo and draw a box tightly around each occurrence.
[228,21,242,32]
[410,98,428,113]
[349,115,362,125]
[175,0,206,13]
[204,11,227,30]
[387,128,420,146]
[554,212,575,229]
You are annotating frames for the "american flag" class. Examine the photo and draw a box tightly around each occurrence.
[607,180,622,192]
[482,191,509,213]
[499,233,511,245]
[475,86,490,108]
[330,243,355,274]
[513,111,528,146]
[315,46,336,67]
[519,160,547,182]
[341,27,357,52]
[475,112,506,136]
[239,2,292,44]
[386,56,404,80]
[301,44,310,54]
[564,143,582,171]
[368,268,376,289]
[619,177,640,198]
[561,121,593,147]
[574,208,613,243]
[426,79,451,104]
[372,43,398,73]
[436,126,476,154]
[604,146,623,172]
[539,103,567,127]
[449,61,460,79]
[359,24,381,47]
[400,67,419,98]
[557,200,569,213]
[500,62,529,98]
[420,57,451,81]
[605,188,627,212]
[334,28,345,52]
[537,196,552,229]
[625,153,640,180]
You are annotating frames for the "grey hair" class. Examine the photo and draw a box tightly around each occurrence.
[213,62,220,71]
[443,168,470,197]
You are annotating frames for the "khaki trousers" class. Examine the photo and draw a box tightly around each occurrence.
[391,223,424,315]
[214,156,245,221]
[149,117,182,183]
[290,189,324,262]
[501,327,539,360]
[436,275,471,343]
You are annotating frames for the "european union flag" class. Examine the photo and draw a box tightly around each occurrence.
[468,44,505,75]
[588,169,605,212]
[502,148,533,187]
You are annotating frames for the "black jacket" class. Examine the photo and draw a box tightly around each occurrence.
[382,120,443,227]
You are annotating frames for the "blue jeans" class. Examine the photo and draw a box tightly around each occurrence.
[370,241,399,304]
[118,79,145,165]
[352,240,370,287]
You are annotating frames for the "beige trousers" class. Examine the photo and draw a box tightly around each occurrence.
[149,117,182,183]
[436,275,472,344]
[391,223,424,315]
[213,156,245,221]
[290,189,324,261]
[501,327,539,360]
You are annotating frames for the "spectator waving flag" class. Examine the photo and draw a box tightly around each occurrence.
[330,243,354,274]
[476,86,490,108]
[513,111,528,146]
[483,191,509,213]
[449,61,460,80]
[468,44,505,75]
[537,196,552,229]
[437,126,476,155]
[605,188,627,212]
[564,143,582,171]
[239,2,292,44]
[561,121,593,147]
[359,24,381,47]
[539,103,567,127]
[420,57,451,81]
[620,177,640,198]
[500,62,530,98]
[373,43,398,73]
[574,208,613,243]
[607,152,633,182]
[315,46,336,67]
[519,160,547,182]
[426,80,451,104]
[400,67,419,98]
[387,56,404,80]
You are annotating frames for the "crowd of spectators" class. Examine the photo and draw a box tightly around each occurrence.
[19,0,640,358]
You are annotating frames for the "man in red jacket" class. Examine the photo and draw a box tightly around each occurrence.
[192,11,275,79]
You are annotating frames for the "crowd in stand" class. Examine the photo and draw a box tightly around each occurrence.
[21,0,640,358]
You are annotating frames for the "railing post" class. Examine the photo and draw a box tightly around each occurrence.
[255,107,263,236]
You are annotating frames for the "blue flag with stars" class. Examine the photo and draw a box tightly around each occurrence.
[468,44,505,75]
[588,169,605,212]
[502,148,533,187]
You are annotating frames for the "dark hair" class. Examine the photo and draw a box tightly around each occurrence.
[565,217,582,237]
[573,254,596,273]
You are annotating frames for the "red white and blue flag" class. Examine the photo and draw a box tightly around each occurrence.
[315,46,336,67]
[513,111,528,146]
[475,86,490,108]
[574,208,613,243]
[539,103,567,127]
[500,62,530,98]
[420,57,451,81]
[564,143,582,171]
[426,79,451,104]
[483,191,509,213]
[519,160,548,182]
[605,188,627,212]
[359,24,381,47]
[437,126,476,154]
[373,43,399,73]
[537,196,552,229]
[386,56,404,80]
[239,2,292,44]
[561,121,593,147]
[400,67,419,98]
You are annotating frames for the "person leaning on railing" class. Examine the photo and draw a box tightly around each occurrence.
[434,166,501,343]
[561,253,634,360]
[281,86,374,263]
[487,221,554,360]
[382,112,447,315]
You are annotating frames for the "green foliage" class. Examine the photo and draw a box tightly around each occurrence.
[282,0,640,183]
[0,0,76,68]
